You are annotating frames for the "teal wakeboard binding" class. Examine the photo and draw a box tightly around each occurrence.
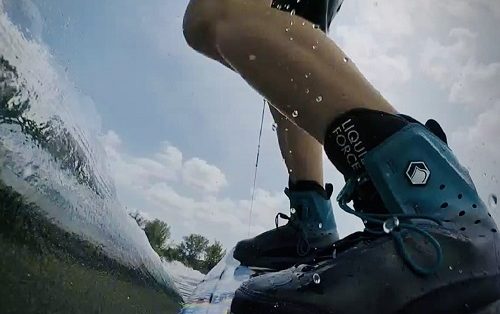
[234,181,339,270]
[231,114,500,314]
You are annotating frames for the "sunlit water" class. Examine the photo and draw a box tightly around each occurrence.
[0,3,201,313]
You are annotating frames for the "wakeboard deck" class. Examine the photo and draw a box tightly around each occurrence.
[180,248,270,314]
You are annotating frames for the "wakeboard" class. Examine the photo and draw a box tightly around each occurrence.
[180,248,263,314]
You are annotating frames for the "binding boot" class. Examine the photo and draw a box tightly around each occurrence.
[231,110,500,314]
[234,181,339,270]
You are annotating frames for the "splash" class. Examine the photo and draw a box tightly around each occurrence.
[0,4,178,297]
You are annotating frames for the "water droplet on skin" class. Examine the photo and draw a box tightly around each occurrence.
[290,208,296,214]
[312,24,319,29]
[383,217,399,233]
[284,128,289,132]
[272,123,277,131]
[290,9,296,16]
[305,88,310,94]
[290,78,294,82]
[249,54,256,61]
[313,273,321,284]
[302,21,306,26]
[285,28,290,32]
[290,37,294,41]
[316,96,323,103]
[343,56,350,63]
[489,194,498,208]
[289,150,293,154]
[305,73,310,78]
[312,45,317,50]
[449,266,453,270]
[292,110,299,118]
[318,223,323,229]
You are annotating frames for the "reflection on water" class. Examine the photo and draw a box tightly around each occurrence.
[1,4,183,313]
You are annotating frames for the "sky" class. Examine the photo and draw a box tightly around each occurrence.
[2,0,500,250]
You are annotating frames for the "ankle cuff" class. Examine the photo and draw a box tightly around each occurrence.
[288,179,333,199]
[324,109,410,179]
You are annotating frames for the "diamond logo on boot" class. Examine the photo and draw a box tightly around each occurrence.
[406,161,430,185]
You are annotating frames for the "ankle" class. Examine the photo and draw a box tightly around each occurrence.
[288,178,333,199]
[323,108,410,179]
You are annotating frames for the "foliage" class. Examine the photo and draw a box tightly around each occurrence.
[128,211,225,274]
[144,219,171,253]
[160,246,182,262]
[202,240,226,273]
[177,234,210,267]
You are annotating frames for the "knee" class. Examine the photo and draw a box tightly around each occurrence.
[182,0,227,52]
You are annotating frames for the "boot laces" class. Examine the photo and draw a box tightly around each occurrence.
[275,212,311,257]
[337,175,444,276]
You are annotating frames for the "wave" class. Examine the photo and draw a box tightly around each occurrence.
[0,3,180,300]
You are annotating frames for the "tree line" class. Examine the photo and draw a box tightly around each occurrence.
[129,211,225,274]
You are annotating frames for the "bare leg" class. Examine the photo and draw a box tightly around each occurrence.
[269,105,323,186]
[183,0,396,143]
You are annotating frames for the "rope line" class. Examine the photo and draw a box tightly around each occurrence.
[248,99,267,236]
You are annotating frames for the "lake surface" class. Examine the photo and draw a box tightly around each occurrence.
[0,3,200,312]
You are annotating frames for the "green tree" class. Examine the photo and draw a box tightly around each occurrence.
[203,240,225,272]
[160,246,182,262]
[177,234,209,268]
[143,219,171,254]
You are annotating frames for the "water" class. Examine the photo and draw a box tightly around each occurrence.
[0,3,194,313]
[165,261,204,300]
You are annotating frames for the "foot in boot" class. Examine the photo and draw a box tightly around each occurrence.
[231,114,500,314]
[234,181,339,270]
